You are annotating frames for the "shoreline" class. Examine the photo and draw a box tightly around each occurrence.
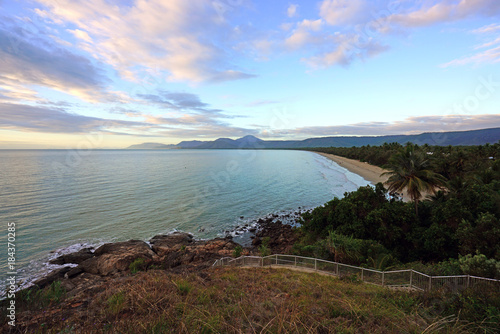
[316,152,410,202]
[317,152,389,185]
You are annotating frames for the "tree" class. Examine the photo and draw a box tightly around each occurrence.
[382,144,447,216]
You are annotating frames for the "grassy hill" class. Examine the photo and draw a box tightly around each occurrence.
[4,267,498,333]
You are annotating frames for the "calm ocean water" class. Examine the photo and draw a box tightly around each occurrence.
[0,149,369,290]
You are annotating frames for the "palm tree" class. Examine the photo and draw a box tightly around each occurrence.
[382,144,447,216]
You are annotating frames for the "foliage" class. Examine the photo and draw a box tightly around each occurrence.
[259,236,271,257]
[457,252,500,279]
[300,142,500,268]
[382,143,447,215]
[129,257,147,274]
[232,245,243,258]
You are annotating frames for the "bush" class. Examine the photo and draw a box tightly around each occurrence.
[232,245,242,258]
[458,252,500,279]
[259,237,271,257]
[129,258,147,274]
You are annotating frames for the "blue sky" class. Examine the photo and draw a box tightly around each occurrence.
[0,0,499,148]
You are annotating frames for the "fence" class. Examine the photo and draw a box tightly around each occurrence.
[213,254,500,293]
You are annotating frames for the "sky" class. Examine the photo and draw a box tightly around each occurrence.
[0,0,499,148]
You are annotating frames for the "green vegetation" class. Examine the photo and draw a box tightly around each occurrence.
[259,236,271,257]
[129,257,147,274]
[382,143,447,215]
[232,245,243,258]
[300,143,500,277]
[4,268,498,333]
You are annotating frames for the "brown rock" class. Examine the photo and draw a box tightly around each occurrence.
[78,240,156,276]
[49,248,94,265]
[33,266,72,288]
[149,232,194,256]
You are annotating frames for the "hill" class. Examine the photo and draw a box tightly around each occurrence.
[5,266,492,333]
[126,128,500,149]
[126,142,177,149]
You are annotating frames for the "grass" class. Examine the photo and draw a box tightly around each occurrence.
[2,267,499,333]
[129,257,147,274]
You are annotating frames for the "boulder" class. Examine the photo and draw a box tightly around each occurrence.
[149,232,194,256]
[49,248,94,265]
[33,266,72,289]
[78,240,156,276]
[189,238,238,257]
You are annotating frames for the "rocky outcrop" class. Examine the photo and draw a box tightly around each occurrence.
[77,240,157,276]
[29,220,297,299]
[49,248,94,265]
[33,266,72,289]
[251,220,298,254]
[149,232,194,256]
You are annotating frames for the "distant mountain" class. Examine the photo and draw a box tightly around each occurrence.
[126,142,177,149]
[176,140,208,148]
[126,128,500,150]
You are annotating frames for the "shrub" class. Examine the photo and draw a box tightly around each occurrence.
[129,258,147,274]
[458,252,500,279]
[107,291,126,314]
[232,245,242,258]
[259,237,271,257]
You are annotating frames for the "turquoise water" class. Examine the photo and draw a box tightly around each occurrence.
[0,149,369,288]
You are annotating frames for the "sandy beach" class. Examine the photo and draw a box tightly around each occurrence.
[318,153,389,185]
[317,152,410,202]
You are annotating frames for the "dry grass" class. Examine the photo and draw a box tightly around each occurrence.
[2,267,498,333]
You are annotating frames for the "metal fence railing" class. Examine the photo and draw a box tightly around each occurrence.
[213,254,500,293]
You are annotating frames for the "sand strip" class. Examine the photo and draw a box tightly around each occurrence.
[316,152,411,202]
[317,152,389,185]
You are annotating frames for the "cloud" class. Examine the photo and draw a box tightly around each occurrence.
[0,18,111,103]
[34,0,255,83]
[287,4,299,18]
[285,19,323,50]
[68,29,92,42]
[441,46,500,67]
[472,23,500,34]
[319,0,366,26]
[283,114,500,137]
[137,91,225,115]
[0,102,149,133]
[387,0,500,28]
[157,124,259,139]
[303,33,389,68]
[442,22,500,67]
[246,100,279,107]
[277,0,500,70]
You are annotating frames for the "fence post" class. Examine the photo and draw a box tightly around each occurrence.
[336,263,339,276]
[294,256,297,267]
[467,275,470,288]
[428,277,432,291]
[243,257,245,266]
[275,254,278,265]
[261,257,263,267]
[361,268,364,282]
[315,259,317,271]
[382,272,385,286]
[409,270,413,288]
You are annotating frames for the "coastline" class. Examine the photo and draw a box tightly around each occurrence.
[317,152,389,185]
[316,152,410,202]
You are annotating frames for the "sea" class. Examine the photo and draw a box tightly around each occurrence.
[0,149,370,293]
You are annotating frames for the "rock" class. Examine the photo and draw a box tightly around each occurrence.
[65,266,83,279]
[149,232,194,257]
[50,248,94,265]
[33,267,72,288]
[78,240,156,276]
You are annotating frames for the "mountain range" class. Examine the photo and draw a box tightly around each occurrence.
[126,127,500,149]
